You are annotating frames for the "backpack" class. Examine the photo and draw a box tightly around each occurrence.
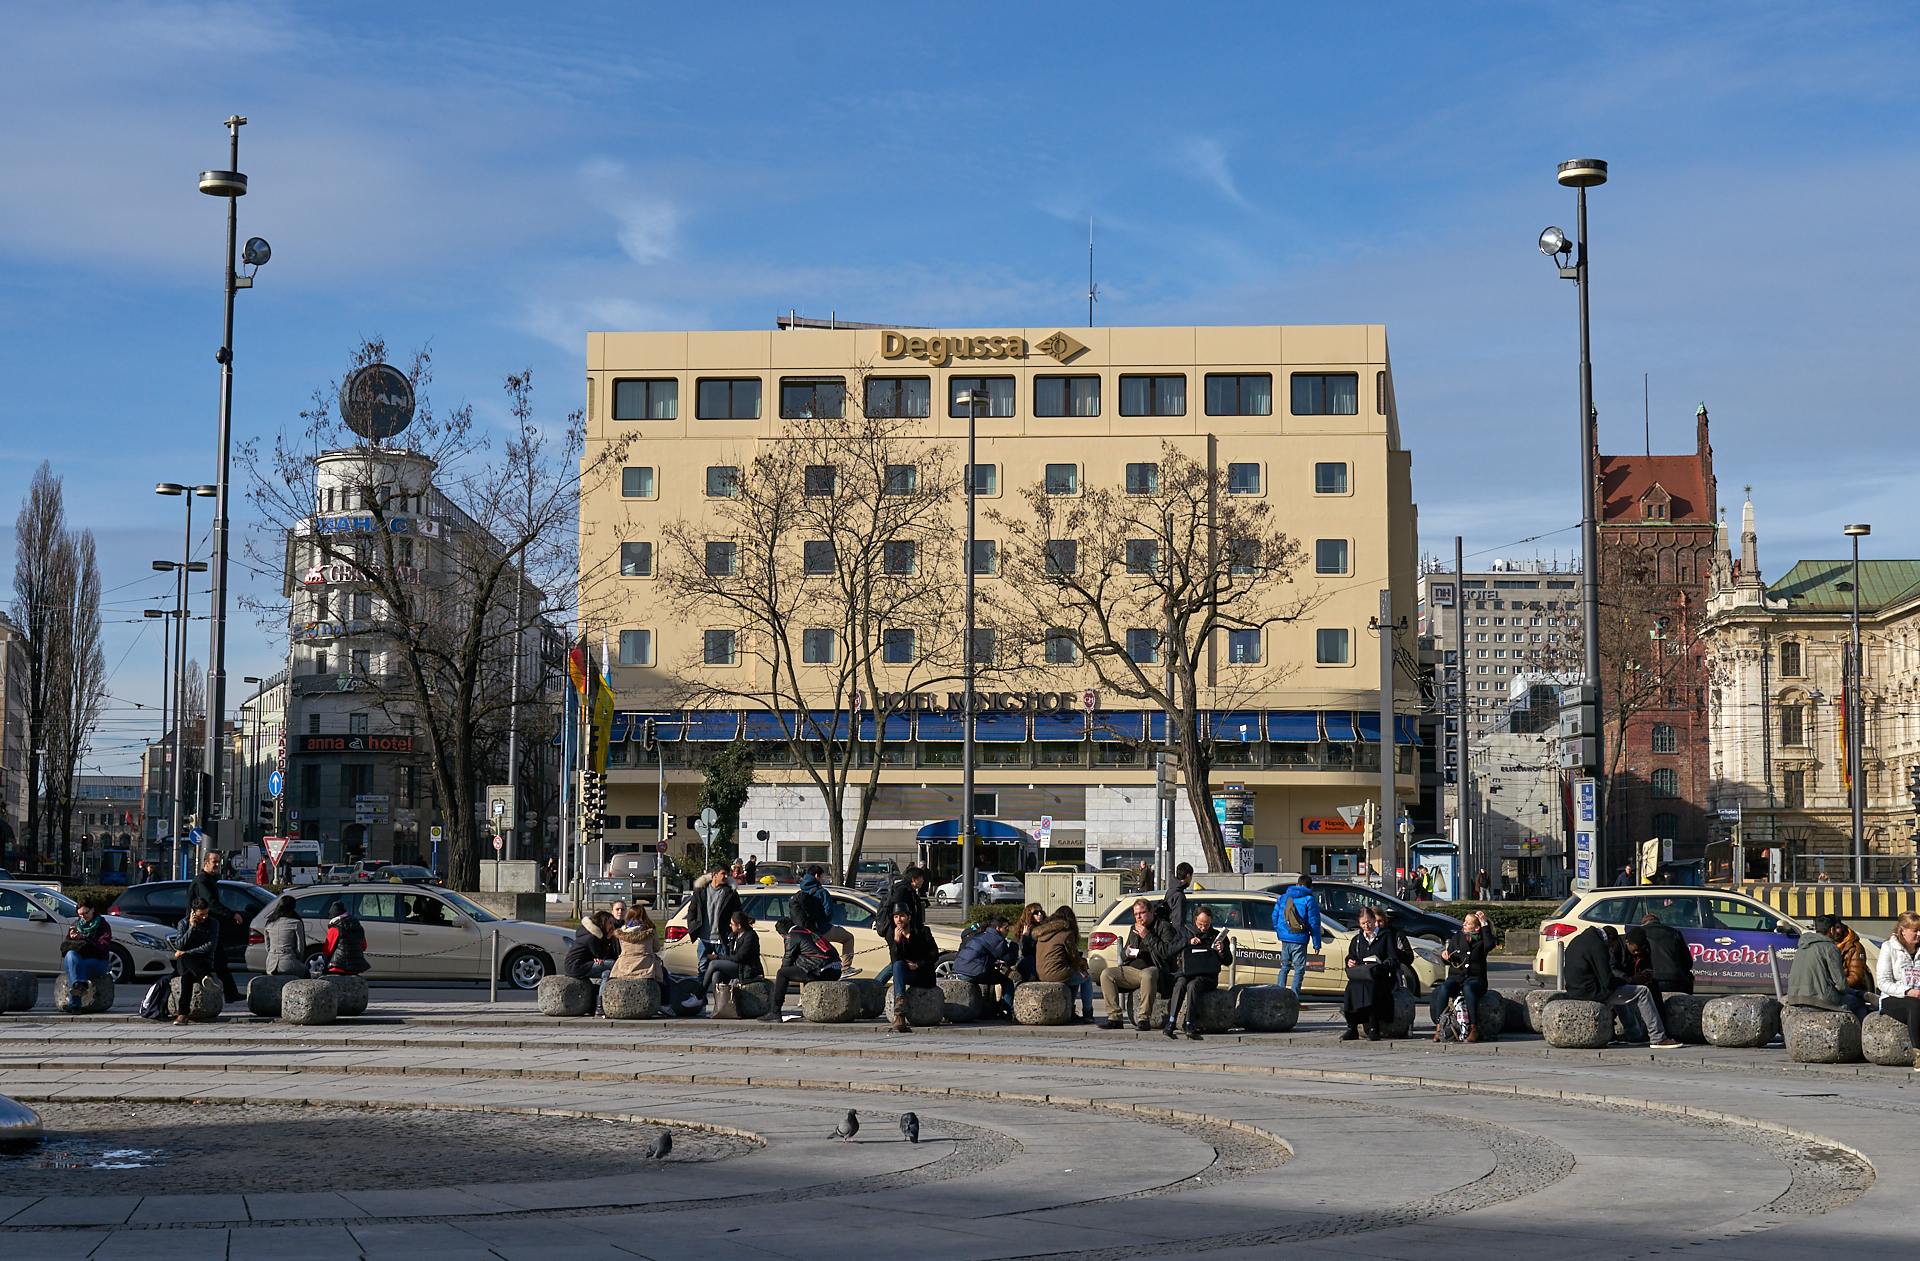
[1436,993,1470,1042]
[1282,892,1307,936]
[139,978,169,1020]
[793,931,839,977]
[794,883,831,933]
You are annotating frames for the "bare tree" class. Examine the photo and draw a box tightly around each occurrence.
[43,530,105,875]
[643,378,967,881]
[11,463,64,869]
[986,442,1315,872]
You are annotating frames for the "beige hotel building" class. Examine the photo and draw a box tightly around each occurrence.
[580,322,1420,880]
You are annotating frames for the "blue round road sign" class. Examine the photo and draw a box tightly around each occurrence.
[268,770,283,797]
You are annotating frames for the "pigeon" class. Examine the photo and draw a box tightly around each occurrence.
[899,1112,919,1144]
[648,1130,673,1161]
[832,1109,859,1142]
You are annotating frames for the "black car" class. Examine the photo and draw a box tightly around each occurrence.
[1260,878,1463,943]
[108,880,276,968]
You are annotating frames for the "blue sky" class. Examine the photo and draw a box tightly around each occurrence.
[4,2,1919,772]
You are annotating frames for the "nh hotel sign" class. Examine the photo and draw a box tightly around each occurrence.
[878,330,1086,367]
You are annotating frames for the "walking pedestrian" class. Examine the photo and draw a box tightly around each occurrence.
[757,916,842,1021]
[323,900,369,976]
[189,851,244,1002]
[1034,905,1096,1023]
[1166,905,1232,1040]
[256,855,272,886]
[61,897,113,1012]
[1166,863,1194,933]
[1271,875,1321,1000]
[262,895,309,976]
[170,899,221,1025]
[1341,906,1412,1041]
[1873,911,1920,1067]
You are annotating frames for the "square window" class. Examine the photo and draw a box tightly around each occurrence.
[307,713,321,735]
[882,627,916,663]
[1045,539,1078,576]
[703,629,737,665]
[802,628,835,663]
[1204,374,1273,416]
[1315,538,1349,575]
[1317,627,1351,664]
[1045,464,1079,495]
[613,379,678,421]
[780,378,845,420]
[1291,373,1360,415]
[349,711,369,734]
[352,591,372,619]
[1226,629,1261,663]
[706,466,740,498]
[705,541,738,576]
[1045,628,1079,664]
[884,464,918,495]
[968,540,998,575]
[351,648,370,674]
[949,377,1016,417]
[1033,376,1100,417]
[804,465,837,497]
[965,464,997,495]
[803,540,836,575]
[1125,538,1160,574]
[866,377,931,419]
[969,627,996,663]
[696,378,762,419]
[621,467,655,498]
[618,629,651,666]
[1314,462,1349,494]
[1126,628,1159,663]
[883,540,917,575]
[1227,463,1261,494]
[620,541,653,577]
[1118,375,1186,416]
[1125,462,1160,495]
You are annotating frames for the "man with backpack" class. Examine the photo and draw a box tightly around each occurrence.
[795,866,859,976]
[1272,875,1322,1000]
[757,915,843,1021]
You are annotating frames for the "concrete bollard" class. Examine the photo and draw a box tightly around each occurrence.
[937,977,983,1023]
[1473,993,1508,1039]
[247,974,293,1018]
[799,979,862,1023]
[0,971,39,1013]
[1861,1012,1915,1066]
[1660,993,1711,1044]
[1703,995,1781,1048]
[850,977,887,1018]
[601,977,660,1020]
[1782,1006,1863,1063]
[280,978,338,1025]
[326,974,369,1018]
[170,977,224,1022]
[1012,981,1072,1026]
[1523,989,1566,1035]
[54,975,114,1014]
[537,975,594,1017]
[888,985,946,1027]
[1233,985,1300,1033]
[1542,999,1612,1048]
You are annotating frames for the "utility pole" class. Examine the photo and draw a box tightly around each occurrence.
[1454,536,1472,890]
[1378,589,1395,885]
[960,390,983,917]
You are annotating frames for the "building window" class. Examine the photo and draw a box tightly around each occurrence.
[349,712,369,735]
[1643,500,1667,521]
[969,627,996,664]
[1779,641,1801,677]
[884,464,918,495]
[613,379,678,421]
[965,464,997,495]
[1044,464,1079,495]
[351,648,371,675]
[1314,462,1349,494]
[1045,540,1078,576]
[967,540,998,575]
[1780,705,1804,745]
[1045,628,1079,665]
[1125,462,1160,495]
[352,591,372,619]
[1226,538,1258,576]
[780,378,845,419]
[1118,375,1186,416]
[883,540,917,575]
[1651,767,1679,797]
[882,628,915,664]
[696,378,762,419]
[620,467,656,498]
[802,628,835,664]
[705,541,738,576]
[301,764,320,807]
[1033,376,1100,417]
[1317,627,1351,664]
[1651,723,1677,754]
[1204,373,1273,416]
[802,540,836,576]
[1784,768,1806,808]
[1126,628,1159,664]
[1315,539,1350,575]
[620,542,652,577]
[1291,372,1359,415]
[804,465,837,497]
[1125,539,1160,575]
[1651,811,1679,840]
[949,377,1016,417]
[1226,629,1261,664]
[704,630,738,665]
[866,377,931,419]
[618,630,651,666]
[1226,463,1261,495]
[705,466,740,498]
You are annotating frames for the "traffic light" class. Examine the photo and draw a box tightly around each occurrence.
[259,798,275,825]
[666,812,678,841]
[1362,800,1380,852]
[1908,767,1920,815]
[580,770,606,842]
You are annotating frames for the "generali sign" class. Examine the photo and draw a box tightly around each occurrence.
[878,330,1086,367]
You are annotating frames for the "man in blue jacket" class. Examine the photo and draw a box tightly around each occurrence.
[1272,875,1322,999]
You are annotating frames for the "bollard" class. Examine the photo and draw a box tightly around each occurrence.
[1767,944,1783,1001]
[490,928,500,1003]
[1554,939,1566,989]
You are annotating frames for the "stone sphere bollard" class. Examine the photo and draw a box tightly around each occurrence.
[1542,998,1612,1048]
[938,977,982,1023]
[889,984,946,1027]
[1861,1012,1915,1066]
[280,979,338,1025]
[54,975,114,1014]
[799,979,862,1023]
[1523,989,1565,1035]
[326,974,369,1018]
[1143,990,1171,1029]
[537,975,593,1017]
[247,974,292,1018]
[1185,988,1236,1033]
[850,977,887,1018]
[601,977,659,1020]
[1660,993,1710,1044]
[1012,981,1072,1025]
[1783,1007,1863,1063]
[171,977,224,1022]
[0,971,39,1013]
[1473,994,1508,1038]
[1703,995,1780,1048]
[1233,985,1300,1033]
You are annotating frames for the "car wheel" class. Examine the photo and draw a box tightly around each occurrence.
[305,949,329,979]
[933,889,952,906]
[503,947,552,990]
[108,946,135,985]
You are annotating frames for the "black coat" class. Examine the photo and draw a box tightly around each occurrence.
[720,925,763,980]
[888,925,941,986]
[562,919,616,979]
[1343,927,1411,1015]
[1560,926,1617,1002]
[875,878,927,938]
[1642,922,1694,993]
[1444,924,1494,983]
[1178,925,1233,977]
[684,883,744,944]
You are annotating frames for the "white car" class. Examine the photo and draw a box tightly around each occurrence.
[245,882,575,989]
[932,871,1026,905]
[0,881,179,986]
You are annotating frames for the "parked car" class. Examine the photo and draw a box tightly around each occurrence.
[244,883,574,988]
[1086,888,1444,997]
[853,859,899,894]
[0,881,178,984]
[1260,879,1463,943]
[1038,862,1096,874]
[325,865,356,883]
[750,861,798,885]
[108,879,277,971]
[932,872,1026,905]
[359,865,441,885]
[661,884,966,978]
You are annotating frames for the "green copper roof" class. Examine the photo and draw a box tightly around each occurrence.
[1767,559,1920,612]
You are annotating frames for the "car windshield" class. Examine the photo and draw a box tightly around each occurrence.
[435,889,499,923]
[23,887,79,917]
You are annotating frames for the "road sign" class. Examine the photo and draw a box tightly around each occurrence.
[289,810,300,822]
[268,770,283,798]
[493,836,504,851]
[700,807,718,827]
[1038,815,1053,845]
[1337,805,1365,827]
[430,826,442,842]
[265,835,290,863]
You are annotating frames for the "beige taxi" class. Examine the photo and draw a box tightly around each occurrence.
[661,884,965,977]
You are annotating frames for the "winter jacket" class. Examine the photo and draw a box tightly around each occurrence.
[1443,922,1494,983]
[324,914,369,974]
[793,874,836,933]
[264,915,308,976]
[562,917,615,979]
[172,914,221,977]
[1272,885,1322,949]
[1785,931,1851,1010]
[684,882,743,945]
[1560,926,1618,1003]
[718,924,763,980]
[1165,881,1190,932]
[1178,924,1233,978]
[887,925,941,987]
[1033,916,1082,983]
[953,926,1016,981]
[1641,921,1694,993]
[611,922,666,981]
[875,877,928,938]
[63,914,112,961]
[1835,926,1871,991]
[1119,919,1180,975]
[1874,934,1920,1001]
[779,927,841,978]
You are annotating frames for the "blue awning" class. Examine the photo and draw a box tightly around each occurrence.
[740,711,798,741]
[974,713,1028,743]
[858,713,912,741]
[1209,712,1262,743]
[1354,712,1381,742]
[915,712,962,742]
[680,711,739,742]
[1266,711,1320,742]
[1351,713,1422,745]
[1324,711,1358,742]
[916,818,1031,842]
[1087,711,1166,742]
[1396,716,1424,746]
[1033,711,1087,740]
[615,711,677,741]
[798,710,848,742]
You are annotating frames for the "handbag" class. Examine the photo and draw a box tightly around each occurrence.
[711,980,741,1020]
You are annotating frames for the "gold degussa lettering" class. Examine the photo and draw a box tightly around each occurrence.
[877,332,1027,363]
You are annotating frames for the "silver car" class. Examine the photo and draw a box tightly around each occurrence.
[0,882,178,985]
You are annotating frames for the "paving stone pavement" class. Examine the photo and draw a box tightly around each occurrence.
[0,1006,1912,1259]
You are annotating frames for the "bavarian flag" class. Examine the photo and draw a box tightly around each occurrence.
[570,641,616,772]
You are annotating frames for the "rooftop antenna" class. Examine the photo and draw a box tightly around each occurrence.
[1644,372,1650,458]
[1087,216,1098,328]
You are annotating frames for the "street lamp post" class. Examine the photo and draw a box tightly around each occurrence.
[1540,156,1609,874]
[958,388,987,919]
[243,677,263,852]
[155,483,214,878]
[1845,523,1871,881]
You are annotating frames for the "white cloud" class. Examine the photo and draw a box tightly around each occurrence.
[1179,136,1250,209]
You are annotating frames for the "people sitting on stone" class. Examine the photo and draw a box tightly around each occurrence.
[1786,914,1870,1019]
[757,915,843,1022]
[952,915,1021,1020]
[1430,910,1494,1041]
[1035,905,1097,1024]
[885,907,941,1033]
[1638,913,1694,994]
[1619,927,1663,1000]
[1100,898,1175,1030]
[1872,911,1920,1067]
[1342,906,1412,1042]
[705,908,763,1007]
[1166,905,1232,1041]
[612,904,668,1012]
[563,911,617,984]
[1829,915,1873,996]
[1561,923,1682,1048]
